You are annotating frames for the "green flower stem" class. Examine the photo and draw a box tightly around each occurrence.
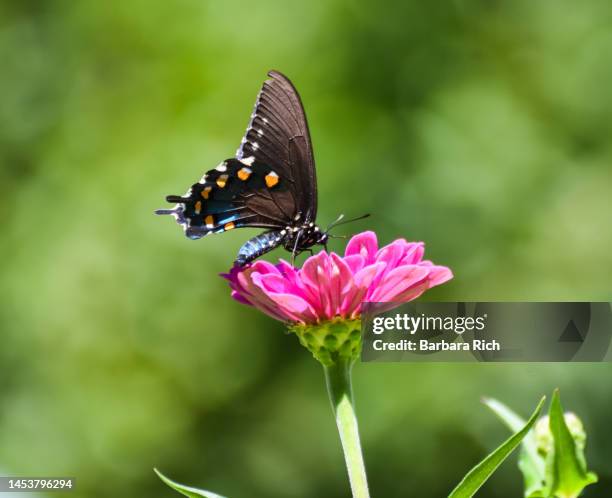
[323,357,370,498]
[290,319,367,496]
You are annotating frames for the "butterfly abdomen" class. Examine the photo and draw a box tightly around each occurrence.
[236,231,285,266]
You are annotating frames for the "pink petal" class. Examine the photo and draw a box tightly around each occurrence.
[250,260,282,276]
[427,265,454,288]
[330,252,355,297]
[343,254,365,274]
[345,231,378,263]
[342,262,386,317]
[375,239,407,271]
[243,289,292,322]
[368,265,430,302]
[231,290,252,306]
[265,292,318,323]
[372,281,431,312]
[300,251,330,314]
[354,262,386,288]
[400,242,425,265]
[317,260,335,319]
[253,273,294,294]
[388,281,430,304]
[276,259,313,300]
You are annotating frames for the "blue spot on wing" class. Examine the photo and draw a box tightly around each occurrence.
[204,200,242,214]
[215,212,241,225]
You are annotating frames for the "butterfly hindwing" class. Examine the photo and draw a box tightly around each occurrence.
[161,158,295,239]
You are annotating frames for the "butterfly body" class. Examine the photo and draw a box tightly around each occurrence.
[156,70,324,266]
[236,222,327,266]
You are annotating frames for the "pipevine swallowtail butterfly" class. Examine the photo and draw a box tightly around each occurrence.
[156,70,365,266]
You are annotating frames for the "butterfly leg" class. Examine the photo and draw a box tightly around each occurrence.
[290,230,303,266]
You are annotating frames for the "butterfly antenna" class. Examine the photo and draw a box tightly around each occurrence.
[326,214,345,232]
[326,213,370,232]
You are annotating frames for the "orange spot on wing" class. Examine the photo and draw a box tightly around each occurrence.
[201,186,212,199]
[237,167,251,181]
[205,215,214,228]
[194,201,202,214]
[224,222,235,230]
[216,174,228,188]
[265,171,279,188]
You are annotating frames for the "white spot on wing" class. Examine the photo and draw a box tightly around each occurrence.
[216,163,227,172]
[241,156,255,166]
[237,89,263,160]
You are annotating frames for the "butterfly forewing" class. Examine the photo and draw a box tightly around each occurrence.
[237,70,317,221]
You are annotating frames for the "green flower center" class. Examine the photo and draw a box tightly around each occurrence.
[289,318,362,366]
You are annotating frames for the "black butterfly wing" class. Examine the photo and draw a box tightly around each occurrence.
[237,70,317,222]
[156,157,290,239]
[156,70,317,239]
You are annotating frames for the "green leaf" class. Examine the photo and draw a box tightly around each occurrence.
[548,390,597,498]
[154,468,228,498]
[482,397,527,432]
[448,396,546,498]
[483,397,546,497]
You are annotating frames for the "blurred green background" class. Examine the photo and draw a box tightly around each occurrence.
[1,1,611,497]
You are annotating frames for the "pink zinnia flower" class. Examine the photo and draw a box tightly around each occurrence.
[222,231,452,324]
